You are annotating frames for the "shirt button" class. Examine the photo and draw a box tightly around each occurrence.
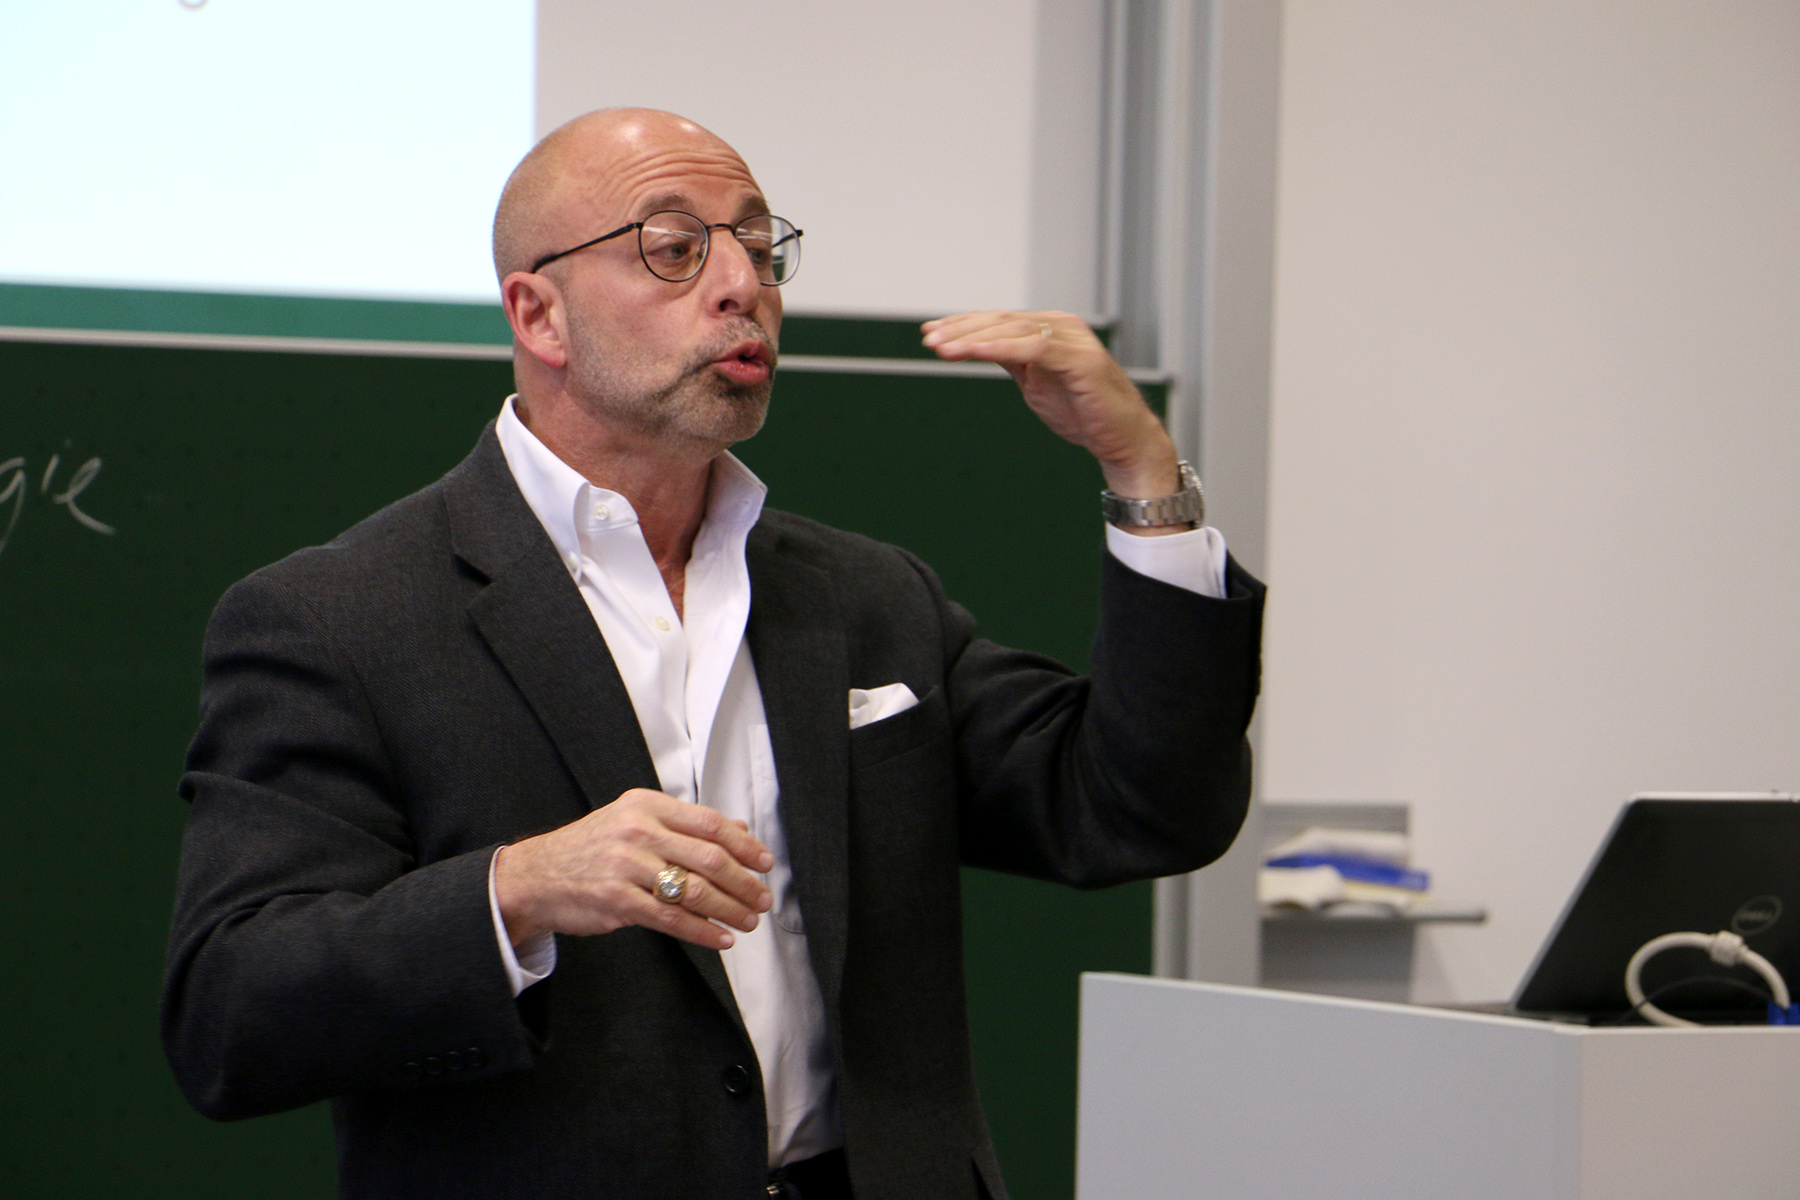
[722,1064,752,1097]
[566,553,581,575]
[653,616,671,632]
[592,502,609,520]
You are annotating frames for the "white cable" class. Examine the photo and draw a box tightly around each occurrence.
[1624,930,1791,1028]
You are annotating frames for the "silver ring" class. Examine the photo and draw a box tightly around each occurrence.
[654,865,689,904]
[1037,321,1053,339]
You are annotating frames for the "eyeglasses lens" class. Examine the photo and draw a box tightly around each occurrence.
[734,215,802,285]
[638,212,709,282]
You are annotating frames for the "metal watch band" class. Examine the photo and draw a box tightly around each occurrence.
[1101,459,1205,527]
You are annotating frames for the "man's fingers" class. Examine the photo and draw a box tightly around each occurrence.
[620,795,771,918]
[636,886,742,951]
[715,818,775,874]
[655,829,772,918]
[920,309,1017,342]
[614,844,760,938]
[923,311,1041,347]
[660,868,762,934]
[923,311,1079,366]
[933,329,1050,364]
[651,795,774,874]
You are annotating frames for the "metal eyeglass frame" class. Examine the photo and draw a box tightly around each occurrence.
[528,210,803,284]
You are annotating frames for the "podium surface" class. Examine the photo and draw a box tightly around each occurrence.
[1077,974,1800,1200]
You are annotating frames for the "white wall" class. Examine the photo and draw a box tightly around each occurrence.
[1261,1,1800,1002]
[534,0,1106,318]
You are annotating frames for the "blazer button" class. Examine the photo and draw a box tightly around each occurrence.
[722,1064,752,1097]
[445,1049,464,1071]
[401,1061,421,1080]
[465,1046,486,1069]
[424,1056,444,1077]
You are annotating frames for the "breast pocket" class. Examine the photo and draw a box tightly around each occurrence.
[848,684,946,769]
[748,726,805,935]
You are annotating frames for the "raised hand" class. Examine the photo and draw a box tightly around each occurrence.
[922,310,1183,506]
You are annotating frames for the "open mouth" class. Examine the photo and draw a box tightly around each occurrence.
[712,339,775,385]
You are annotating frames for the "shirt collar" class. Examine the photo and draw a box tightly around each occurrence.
[496,394,767,568]
[703,443,769,537]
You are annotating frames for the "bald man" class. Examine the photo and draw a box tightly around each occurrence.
[163,110,1265,1200]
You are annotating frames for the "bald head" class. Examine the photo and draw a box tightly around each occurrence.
[492,108,754,283]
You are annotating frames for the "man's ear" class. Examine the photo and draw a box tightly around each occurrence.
[501,271,570,370]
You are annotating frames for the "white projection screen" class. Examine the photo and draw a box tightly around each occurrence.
[0,0,533,304]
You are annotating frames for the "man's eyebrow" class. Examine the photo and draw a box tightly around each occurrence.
[633,192,773,221]
[635,192,692,219]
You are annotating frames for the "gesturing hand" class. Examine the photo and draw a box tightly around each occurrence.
[493,788,774,952]
[922,310,1183,508]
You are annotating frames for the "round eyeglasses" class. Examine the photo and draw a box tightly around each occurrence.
[529,211,803,285]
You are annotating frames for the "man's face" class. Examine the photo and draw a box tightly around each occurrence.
[548,122,782,450]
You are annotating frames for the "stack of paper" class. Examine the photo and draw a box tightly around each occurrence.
[1257,827,1431,913]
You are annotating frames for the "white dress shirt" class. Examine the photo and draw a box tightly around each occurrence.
[486,394,1228,1167]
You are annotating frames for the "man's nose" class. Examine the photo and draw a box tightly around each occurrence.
[702,231,764,312]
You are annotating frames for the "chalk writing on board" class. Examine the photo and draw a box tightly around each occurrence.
[0,453,117,560]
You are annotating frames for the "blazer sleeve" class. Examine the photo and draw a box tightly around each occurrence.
[161,569,543,1121]
[938,549,1266,887]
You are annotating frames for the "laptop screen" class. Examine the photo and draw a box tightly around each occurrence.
[1513,796,1800,1022]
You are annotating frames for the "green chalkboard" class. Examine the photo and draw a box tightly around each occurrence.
[0,338,1151,1200]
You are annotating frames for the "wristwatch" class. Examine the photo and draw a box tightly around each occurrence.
[1101,459,1205,527]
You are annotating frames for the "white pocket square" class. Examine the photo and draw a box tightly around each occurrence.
[848,682,919,730]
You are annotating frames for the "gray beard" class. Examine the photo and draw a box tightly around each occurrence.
[567,321,774,449]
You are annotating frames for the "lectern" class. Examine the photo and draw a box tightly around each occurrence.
[1076,974,1800,1199]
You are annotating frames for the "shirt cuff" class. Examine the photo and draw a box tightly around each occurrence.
[488,846,556,997]
[1104,523,1229,599]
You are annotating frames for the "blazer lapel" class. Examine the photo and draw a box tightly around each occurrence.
[442,426,746,1032]
[745,521,851,1013]
[446,427,658,811]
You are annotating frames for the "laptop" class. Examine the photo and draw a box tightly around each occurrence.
[1510,793,1800,1024]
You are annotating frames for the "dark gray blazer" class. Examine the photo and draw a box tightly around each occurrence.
[162,425,1264,1200]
